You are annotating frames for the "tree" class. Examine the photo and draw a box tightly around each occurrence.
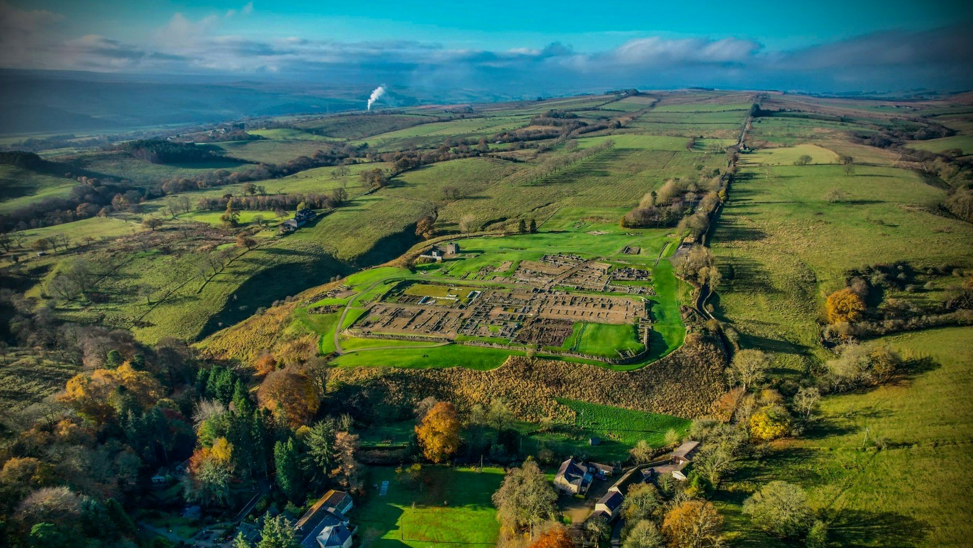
[221,203,241,227]
[234,533,252,548]
[416,401,461,463]
[825,189,848,203]
[236,234,258,250]
[487,399,514,433]
[331,186,348,206]
[305,419,335,482]
[258,515,299,548]
[30,238,51,253]
[630,440,654,464]
[742,481,814,538]
[416,216,436,240]
[529,218,538,233]
[794,155,812,166]
[142,217,164,231]
[623,520,664,548]
[530,525,574,548]
[825,288,865,324]
[518,219,527,234]
[585,513,611,545]
[749,404,791,442]
[693,445,736,489]
[662,500,723,548]
[184,437,234,507]
[728,349,771,391]
[257,368,320,426]
[806,520,828,548]
[459,213,476,235]
[492,459,558,536]
[28,523,70,548]
[622,483,661,524]
[675,245,719,289]
[243,183,257,196]
[274,438,305,503]
[333,432,363,493]
[792,387,821,420]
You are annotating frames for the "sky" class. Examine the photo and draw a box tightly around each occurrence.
[2,0,972,95]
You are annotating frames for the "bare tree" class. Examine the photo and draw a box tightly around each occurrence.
[728,349,772,391]
[459,213,476,235]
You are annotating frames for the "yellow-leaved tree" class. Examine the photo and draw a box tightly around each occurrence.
[415,401,461,463]
[825,288,865,324]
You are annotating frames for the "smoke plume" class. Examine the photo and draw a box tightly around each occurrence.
[367,85,387,110]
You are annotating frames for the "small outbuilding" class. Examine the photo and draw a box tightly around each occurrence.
[671,441,700,465]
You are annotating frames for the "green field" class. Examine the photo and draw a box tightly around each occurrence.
[711,148,973,373]
[906,134,973,156]
[718,327,973,548]
[355,466,503,548]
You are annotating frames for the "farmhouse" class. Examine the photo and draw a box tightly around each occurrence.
[279,208,318,234]
[553,458,593,495]
[419,242,460,262]
[294,490,355,548]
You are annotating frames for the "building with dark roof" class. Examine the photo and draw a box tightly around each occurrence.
[595,490,624,519]
[294,490,355,548]
[554,458,593,495]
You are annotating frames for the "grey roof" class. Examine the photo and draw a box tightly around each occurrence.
[556,458,591,488]
[672,441,700,460]
[597,490,624,511]
[318,525,352,548]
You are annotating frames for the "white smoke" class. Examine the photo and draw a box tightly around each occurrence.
[367,85,387,110]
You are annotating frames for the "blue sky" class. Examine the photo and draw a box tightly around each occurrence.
[2,0,972,93]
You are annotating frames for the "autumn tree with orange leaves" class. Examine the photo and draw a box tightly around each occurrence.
[825,288,865,324]
[416,401,461,463]
[59,362,161,423]
[530,525,575,548]
[662,500,723,548]
[185,437,234,507]
[257,367,320,426]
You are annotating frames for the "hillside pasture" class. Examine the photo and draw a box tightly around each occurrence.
[711,157,973,373]
[906,135,973,156]
[718,327,973,548]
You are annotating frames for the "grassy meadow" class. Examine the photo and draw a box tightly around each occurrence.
[711,144,973,373]
[718,327,973,548]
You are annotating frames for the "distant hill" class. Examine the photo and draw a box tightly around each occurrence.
[0,70,366,135]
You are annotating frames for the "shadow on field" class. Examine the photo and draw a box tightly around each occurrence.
[826,509,929,548]
[802,416,860,440]
[736,332,808,356]
[716,256,775,293]
[713,219,768,242]
[197,251,351,340]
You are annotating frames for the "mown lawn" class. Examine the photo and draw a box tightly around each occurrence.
[354,466,503,548]
[575,322,643,357]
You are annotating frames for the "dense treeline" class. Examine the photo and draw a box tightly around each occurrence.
[0,283,367,546]
[0,178,143,232]
[196,192,335,213]
[119,140,226,165]
[621,175,722,236]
